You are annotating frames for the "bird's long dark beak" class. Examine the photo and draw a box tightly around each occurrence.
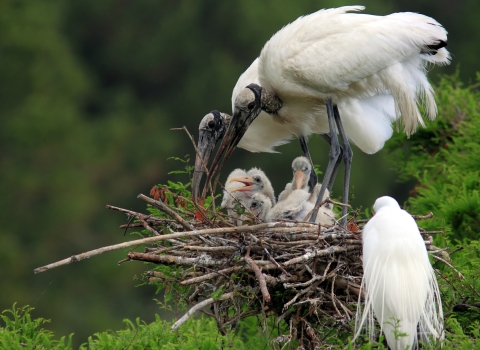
[202,106,257,197]
[192,129,217,202]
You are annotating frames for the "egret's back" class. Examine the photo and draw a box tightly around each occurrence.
[355,197,443,349]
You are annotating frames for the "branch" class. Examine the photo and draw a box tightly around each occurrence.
[181,266,243,285]
[127,252,225,266]
[245,254,271,303]
[33,222,343,274]
[171,292,235,330]
[284,246,355,266]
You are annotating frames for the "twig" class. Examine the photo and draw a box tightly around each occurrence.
[127,252,225,267]
[412,212,434,220]
[138,215,161,236]
[181,266,243,285]
[171,291,235,330]
[183,245,237,252]
[283,246,353,266]
[35,222,302,273]
[137,194,194,231]
[245,248,271,303]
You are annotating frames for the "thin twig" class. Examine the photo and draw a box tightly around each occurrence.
[245,247,271,303]
[137,194,194,231]
[171,291,235,330]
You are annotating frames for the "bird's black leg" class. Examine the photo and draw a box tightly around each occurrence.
[333,106,352,226]
[299,136,318,192]
[320,134,343,192]
[310,98,342,223]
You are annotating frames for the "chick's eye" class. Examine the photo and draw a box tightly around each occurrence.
[247,102,255,110]
[251,202,257,208]
[207,120,216,128]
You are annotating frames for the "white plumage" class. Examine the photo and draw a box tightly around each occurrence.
[197,6,449,222]
[234,6,450,155]
[220,168,249,224]
[355,196,443,349]
[247,193,273,222]
[221,168,275,225]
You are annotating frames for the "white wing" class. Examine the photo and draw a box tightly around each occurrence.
[259,6,450,135]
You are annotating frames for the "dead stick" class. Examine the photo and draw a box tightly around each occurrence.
[246,257,271,303]
[34,222,320,274]
[171,292,235,330]
[183,245,237,252]
[137,194,194,231]
[181,266,243,285]
[138,216,161,236]
[245,249,271,303]
[127,252,225,266]
[284,246,353,266]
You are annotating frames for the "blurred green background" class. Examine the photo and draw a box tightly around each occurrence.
[1,0,478,346]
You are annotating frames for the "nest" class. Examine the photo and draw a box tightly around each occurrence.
[103,189,441,349]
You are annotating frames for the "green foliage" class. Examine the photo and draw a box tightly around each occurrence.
[0,304,73,350]
[387,73,480,242]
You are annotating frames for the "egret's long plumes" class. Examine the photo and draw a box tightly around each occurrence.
[354,197,443,349]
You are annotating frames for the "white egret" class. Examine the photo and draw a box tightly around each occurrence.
[197,6,450,224]
[355,196,444,349]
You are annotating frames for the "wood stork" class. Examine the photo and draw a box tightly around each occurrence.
[220,168,275,224]
[196,6,450,225]
[220,168,249,224]
[248,193,273,222]
[192,110,231,201]
[229,167,276,205]
[354,196,444,349]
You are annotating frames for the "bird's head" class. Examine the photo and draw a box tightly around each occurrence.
[229,173,263,194]
[248,193,272,221]
[192,110,231,201]
[291,156,311,190]
[199,84,265,199]
[373,196,400,213]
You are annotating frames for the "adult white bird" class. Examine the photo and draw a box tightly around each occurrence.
[354,196,443,349]
[197,6,450,224]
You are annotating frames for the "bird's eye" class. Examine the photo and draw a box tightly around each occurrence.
[251,202,257,208]
[247,102,255,110]
[207,120,216,128]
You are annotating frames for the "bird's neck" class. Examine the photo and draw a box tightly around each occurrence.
[260,88,282,114]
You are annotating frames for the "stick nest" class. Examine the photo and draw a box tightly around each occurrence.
[108,190,441,349]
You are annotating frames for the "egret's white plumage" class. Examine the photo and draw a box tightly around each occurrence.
[355,196,443,349]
